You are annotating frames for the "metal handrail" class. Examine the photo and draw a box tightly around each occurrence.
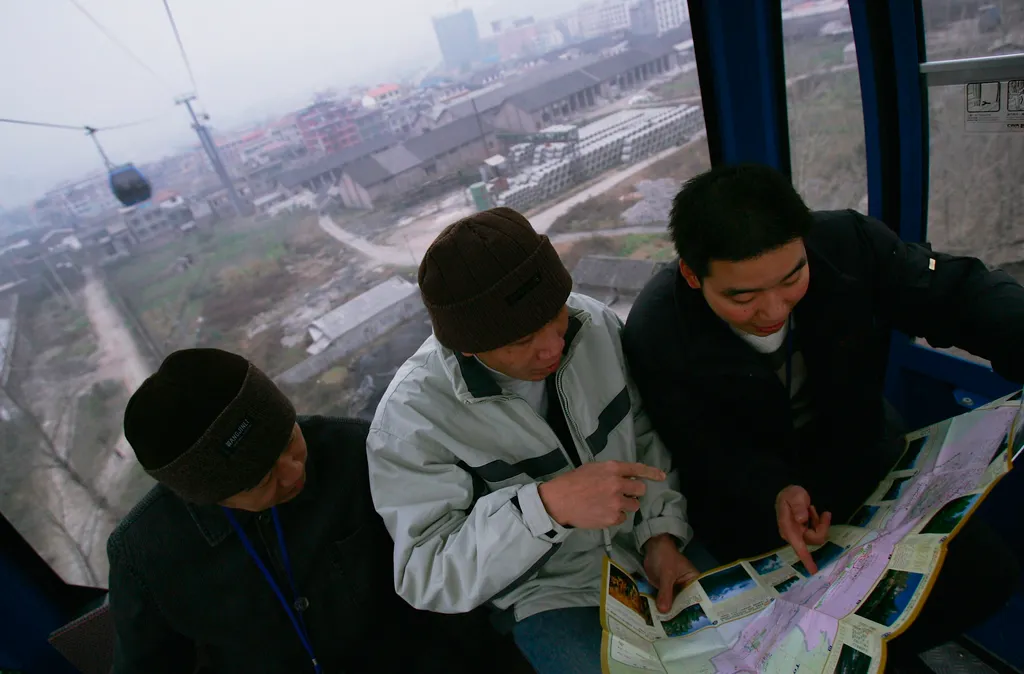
[919,52,1024,86]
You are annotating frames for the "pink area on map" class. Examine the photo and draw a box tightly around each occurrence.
[935,407,1016,471]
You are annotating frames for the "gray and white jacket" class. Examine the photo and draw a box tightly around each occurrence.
[367,292,691,622]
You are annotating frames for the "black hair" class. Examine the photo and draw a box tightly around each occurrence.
[668,163,813,279]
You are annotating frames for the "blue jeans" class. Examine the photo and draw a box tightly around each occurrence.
[511,541,721,673]
[513,606,603,674]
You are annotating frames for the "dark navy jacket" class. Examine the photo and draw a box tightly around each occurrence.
[623,210,1024,564]
[108,416,504,673]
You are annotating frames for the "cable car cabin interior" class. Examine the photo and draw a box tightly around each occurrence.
[2,1,1023,673]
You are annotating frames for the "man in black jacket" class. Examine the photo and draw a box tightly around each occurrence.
[107,347,515,673]
[622,164,1020,662]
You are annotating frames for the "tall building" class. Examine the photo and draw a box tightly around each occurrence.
[433,9,481,71]
[629,0,659,36]
[653,0,688,33]
[578,0,631,38]
[629,0,687,36]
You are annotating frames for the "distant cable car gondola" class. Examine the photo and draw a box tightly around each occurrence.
[86,126,152,207]
[108,164,152,206]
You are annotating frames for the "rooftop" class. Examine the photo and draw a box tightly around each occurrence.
[404,115,493,163]
[367,83,400,98]
[506,70,601,112]
[308,277,419,344]
[572,255,672,294]
[276,134,397,189]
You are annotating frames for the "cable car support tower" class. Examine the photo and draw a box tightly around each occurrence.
[175,94,246,217]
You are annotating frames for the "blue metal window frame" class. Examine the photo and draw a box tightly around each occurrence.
[849,4,1022,666]
[0,513,91,672]
[848,0,1016,430]
[687,0,791,172]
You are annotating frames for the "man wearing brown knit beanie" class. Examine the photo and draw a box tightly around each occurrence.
[107,347,518,674]
[367,207,704,674]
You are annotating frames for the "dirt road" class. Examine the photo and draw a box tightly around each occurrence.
[549,225,666,243]
[318,214,417,267]
[82,268,150,392]
[82,267,150,487]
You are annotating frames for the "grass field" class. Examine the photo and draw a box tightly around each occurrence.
[106,213,341,375]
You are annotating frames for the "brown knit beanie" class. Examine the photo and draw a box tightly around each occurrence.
[123,348,296,505]
[418,207,573,353]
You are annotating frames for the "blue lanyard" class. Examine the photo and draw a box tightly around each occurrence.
[222,507,321,674]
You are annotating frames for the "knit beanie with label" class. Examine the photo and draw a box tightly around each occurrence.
[123,348,296,504]
[418,207,573,354]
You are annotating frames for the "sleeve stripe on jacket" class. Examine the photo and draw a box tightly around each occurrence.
[586,385,631,456]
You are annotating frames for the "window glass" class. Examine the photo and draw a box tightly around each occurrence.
[918,81,1024,367]
[782,1,868,212]
[921,0,1024,61]
[0,2,708,586]
[926,84,1024,268]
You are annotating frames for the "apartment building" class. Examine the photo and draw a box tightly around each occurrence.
[295,99,362,156]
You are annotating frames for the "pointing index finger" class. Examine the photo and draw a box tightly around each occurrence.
[780,502,818,575]
[618,462,666,481]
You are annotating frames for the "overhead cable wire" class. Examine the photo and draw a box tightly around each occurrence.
[0,109,174,133]
[66,0,174,90]
[0,117,84,131]
[162,0,200,96]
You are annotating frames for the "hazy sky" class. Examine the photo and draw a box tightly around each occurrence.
[0,0,577,209]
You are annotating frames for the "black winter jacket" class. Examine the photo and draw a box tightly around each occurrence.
[108,416,504,673]
[623,210,1024,564]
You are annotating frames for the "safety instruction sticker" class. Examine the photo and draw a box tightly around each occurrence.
[964,80,1024,133]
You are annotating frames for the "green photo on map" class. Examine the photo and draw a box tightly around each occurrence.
[700,564,757,603]
[661,602,713,638]
[792,541,846,578]
[773,575,800,594]
[855,569,924,627]
[832,644,872,674]
[920,494,980,535]
[894,435,928,472]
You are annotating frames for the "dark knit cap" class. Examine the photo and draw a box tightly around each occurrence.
[418,207,573,353]
[123,348,297,505]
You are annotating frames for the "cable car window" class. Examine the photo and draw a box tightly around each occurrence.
[926,84,1024,269]
[917,82,1024,366]
[781,0,868,211]
[1,0,714,590]
[922,0,1021,61]
[541,32,711,267]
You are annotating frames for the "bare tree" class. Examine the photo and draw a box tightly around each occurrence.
[2,382,116,516]
[41,478,100,586]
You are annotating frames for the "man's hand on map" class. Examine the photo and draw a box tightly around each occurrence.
[539,460,666,529]
[775,485,832,574]
[643,534,700,613]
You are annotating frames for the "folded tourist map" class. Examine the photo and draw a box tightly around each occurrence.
[601,390,1023,674]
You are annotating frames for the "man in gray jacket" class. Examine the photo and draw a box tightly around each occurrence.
[367,207,699,673]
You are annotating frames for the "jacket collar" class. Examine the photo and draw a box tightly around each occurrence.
[184,429,319,547]
[671,240,859,373]
[441,303,588,402]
